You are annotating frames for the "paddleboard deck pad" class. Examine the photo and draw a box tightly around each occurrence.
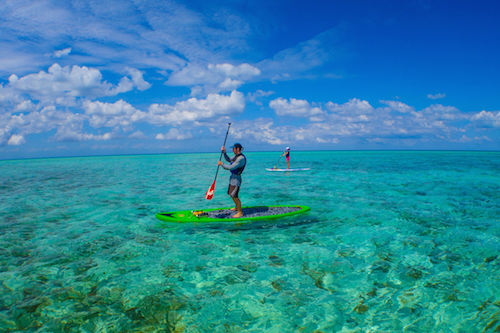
[156,205,310,223]
[265,168,310,172]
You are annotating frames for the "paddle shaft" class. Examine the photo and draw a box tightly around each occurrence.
[273,152,284,168]
[213,123,231,181]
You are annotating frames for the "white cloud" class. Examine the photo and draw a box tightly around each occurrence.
[247,89,274,105]
[129,131,146,139]
[419,104,462,121]
[156,128,193,140]
[380,100,414,113]
[218,78,243,90]
[316,136,339,144]
[231,119,345,146]
[54,47,71,58]
[213,63,260,77]
[84,100,145,129]
[147,90,245,125]
[14,100,36,112]
[7,134,25,146]
[470,110,500,127]
[8,64,132,105]
[0,63,153,145]
[167,63,260,94]
[230,119,284,145]
[1,75,246,145]
[457,135,491,143]
[270,97,324,119]
[0,105,94,145]
[427,93,446,100]
[54,129,113,142]
[235,98,494,147]
[0,83,22,106]
[326,98,374,115]
[324,100,462,138]
[125,67,151,91]
[4,63,150,107]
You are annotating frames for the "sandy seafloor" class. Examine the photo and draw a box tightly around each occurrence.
[0,151,499,332]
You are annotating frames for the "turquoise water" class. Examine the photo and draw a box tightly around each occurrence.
[1,151,499,332]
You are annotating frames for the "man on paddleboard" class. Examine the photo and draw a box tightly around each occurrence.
[218,142,246,218]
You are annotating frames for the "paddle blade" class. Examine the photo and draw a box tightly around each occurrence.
[205,180,216,200]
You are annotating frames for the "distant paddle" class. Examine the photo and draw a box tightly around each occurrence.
[205,123,231,200]
[272,152,284,169]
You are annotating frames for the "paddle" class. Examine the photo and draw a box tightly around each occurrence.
[205,123,231,200]
[273,152,284,169]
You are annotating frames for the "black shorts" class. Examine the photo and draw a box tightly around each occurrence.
[228,184,240,198]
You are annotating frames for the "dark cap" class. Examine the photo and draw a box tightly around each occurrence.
[230,142,243,149]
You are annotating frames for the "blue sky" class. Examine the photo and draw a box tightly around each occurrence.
[1,0,499,159]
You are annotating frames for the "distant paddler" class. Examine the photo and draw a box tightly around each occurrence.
[217,142,247,218]
[280,147,290,169]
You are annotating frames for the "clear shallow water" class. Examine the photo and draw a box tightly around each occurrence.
[0,151,499,332]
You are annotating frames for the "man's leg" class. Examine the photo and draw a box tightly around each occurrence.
[228,184,243,216]
[232,197,243,218]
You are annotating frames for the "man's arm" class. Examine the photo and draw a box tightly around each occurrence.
[223,151,232,162]
[221,155,245,170]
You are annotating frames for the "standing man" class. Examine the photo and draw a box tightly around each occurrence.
[217,143,246,218]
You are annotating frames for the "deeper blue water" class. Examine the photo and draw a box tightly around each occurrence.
[0,151,499,332]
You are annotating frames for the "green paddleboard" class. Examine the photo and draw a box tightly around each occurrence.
[156,205,310,223]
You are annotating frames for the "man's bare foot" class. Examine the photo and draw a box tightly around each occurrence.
[230,207,237,211]
[232,212,243,218]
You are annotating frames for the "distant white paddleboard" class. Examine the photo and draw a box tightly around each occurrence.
[265,168,311,172]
